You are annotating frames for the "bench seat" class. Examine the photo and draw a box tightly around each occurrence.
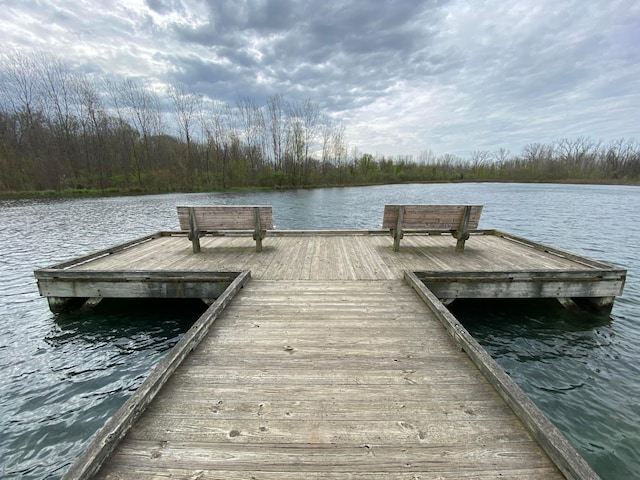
[177,205,274,253]
[382,204,483,252]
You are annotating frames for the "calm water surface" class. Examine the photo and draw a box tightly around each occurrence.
[0,183,638,479]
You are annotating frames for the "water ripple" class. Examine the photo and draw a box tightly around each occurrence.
[1,184,639,479]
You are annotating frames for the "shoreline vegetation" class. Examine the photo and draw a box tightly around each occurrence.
[2,177,638,201]
[2,53,639,198]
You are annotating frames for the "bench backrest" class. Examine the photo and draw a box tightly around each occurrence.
[382,204,483,230]
[177,206,274,231]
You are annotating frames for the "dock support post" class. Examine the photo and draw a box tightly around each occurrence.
[561,296,616,313]
[47,297,88,313]
[81,298,103,311]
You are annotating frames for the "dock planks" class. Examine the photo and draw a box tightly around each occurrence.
[70,231,605,280]
[94,280,563,479]
[42,230,620,478]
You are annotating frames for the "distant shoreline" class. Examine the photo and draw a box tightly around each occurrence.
[2,178,638,200]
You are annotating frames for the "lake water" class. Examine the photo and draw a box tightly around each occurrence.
[1,183,638,479]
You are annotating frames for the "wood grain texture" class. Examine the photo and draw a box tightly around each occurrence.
[382,204,483,230]
[44,230,619,479]
[405,271,600,480]
[177,205,274,230]
[63,271,251,480]
[382,205,483,252]
[93,280,563,479]
[65,232,606,280]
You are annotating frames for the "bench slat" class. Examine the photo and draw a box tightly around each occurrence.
[383,205,482,230]
[177,206,274,253]
[177,206,274,231]
[383,205,483,252]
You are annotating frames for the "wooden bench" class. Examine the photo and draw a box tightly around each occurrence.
[382,204,483,252]
[177,205,274,253]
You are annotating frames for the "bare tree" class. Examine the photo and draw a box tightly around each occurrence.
[199,97,230,187]
[119,78,164,178]
[554,137,600,177]
[75,77,109,188]
[331,122,348,163]
[492,147,511,164]
[321,118,334,166]
[40,56,85,183]
[285,98,320,185]
[418,149,437,166]
[0,51,47,188]
[170,83,202,187]
[266,94,287,171]
[0,52,42,131]
[236,97,266,180]
[300,98,320,184]
[470,150,490,178]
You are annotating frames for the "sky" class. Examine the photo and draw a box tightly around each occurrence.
[1,0,639,158]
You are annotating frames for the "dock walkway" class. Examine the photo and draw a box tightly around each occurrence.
[36,230,623,478]
[95,279,563,479]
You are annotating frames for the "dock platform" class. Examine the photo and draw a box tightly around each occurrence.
[34,230,625,479]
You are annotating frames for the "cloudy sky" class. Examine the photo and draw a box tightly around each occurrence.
[1,0,639,157]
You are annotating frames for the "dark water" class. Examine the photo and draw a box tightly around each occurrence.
[0,183,638,479]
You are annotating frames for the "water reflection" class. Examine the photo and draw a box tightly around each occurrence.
[47,298,204,347]
[452,298,612,331]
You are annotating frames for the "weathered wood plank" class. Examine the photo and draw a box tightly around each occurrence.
[404,271,600,480]
[127,417,533,445]
[143,398,517,422]
[154,381,506,404]
[35,271,238,299]
[170,366,486,386]
[415,270,626,300]
[177,205,274,231]
[42,228,624,479]
[99,440,556,473]
[89,279,566,479]
[184,349,475,370]
[62,271,251,480]
[97,465,562,480]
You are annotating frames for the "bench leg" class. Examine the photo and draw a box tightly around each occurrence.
[253,207,264,252]
[393,231,402,252]
[191,235,201,253]
[188,207,201,253]
[392,206,405,252]
[454,206,472,253]
[455,237,467,253]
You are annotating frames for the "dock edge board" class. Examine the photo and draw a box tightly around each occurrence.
[33,270,242,312]
[404,270,600,480]
[414,269,626,312]
[61,270,251,480]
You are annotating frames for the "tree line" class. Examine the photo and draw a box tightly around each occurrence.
[1,52,639,195]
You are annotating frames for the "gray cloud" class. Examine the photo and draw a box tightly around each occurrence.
[171,0,451,101]
[1,0,638,157]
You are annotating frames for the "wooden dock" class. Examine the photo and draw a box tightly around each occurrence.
[34,230,625,479]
